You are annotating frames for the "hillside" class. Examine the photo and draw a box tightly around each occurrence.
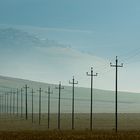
[0,75,139,113]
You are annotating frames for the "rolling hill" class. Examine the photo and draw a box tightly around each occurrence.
[0,75,139,113]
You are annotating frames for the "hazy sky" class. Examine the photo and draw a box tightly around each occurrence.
[0,0,140,92]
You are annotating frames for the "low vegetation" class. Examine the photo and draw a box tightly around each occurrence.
[0,130,140,140]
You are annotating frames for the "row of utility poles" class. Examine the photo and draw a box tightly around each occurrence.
[87,56,123,132]
[0,82,75,130]
[0,56,123,132]
[0,87,51,123]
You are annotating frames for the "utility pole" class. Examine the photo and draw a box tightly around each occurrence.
[110,56,123,132]
[69,76,78,130]
[2,94,4,113]
[23,85,29,120]
[1,94,3,116]
[31,89,35,123]
[0,95,1,115]
[0,94,3,117]
[1,95,2,115]
[16,89,19,116]
[5,92,6,115]
[45,86,53,129]
[7,92,9,115]
[38,88,43,125]
[1,95,3,115]
[13,91,16,115]
[0,95,2,115]
[20,88,24,118]
[55,82,64,130]
[5,93,7,114]
[87,67,98,131]
[10,90,12,116]
[0,94,3,115]
[0,95,3,117]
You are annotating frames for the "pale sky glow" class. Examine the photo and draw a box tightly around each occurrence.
[0,0,140,92]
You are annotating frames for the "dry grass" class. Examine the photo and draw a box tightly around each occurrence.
[1,113,140,131]
[1,113,140,139]
[0,130,140,140]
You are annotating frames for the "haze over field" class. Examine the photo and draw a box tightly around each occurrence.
[0,75,140,113]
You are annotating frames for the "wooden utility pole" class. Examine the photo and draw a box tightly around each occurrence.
[13,91,16,115]
[38,88,43,125]
[0,95,1,115]
[16,89,19,116]
[45,86,53,129]
[20,88,24,118]
[23,85,29,120]
[4,92,6,114]
[31,89,35,123]
[69,76,78,130]
[87,67,98,131]
[7,92,9,115]
[110,56,123,132]
[55,82,64,130]
[10,90,12,115]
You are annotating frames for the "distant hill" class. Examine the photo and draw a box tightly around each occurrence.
[0,75,139,113]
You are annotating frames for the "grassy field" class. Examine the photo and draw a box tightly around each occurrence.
[0,130,140,140]
[1,113,140,130]
[0,113,140,139]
